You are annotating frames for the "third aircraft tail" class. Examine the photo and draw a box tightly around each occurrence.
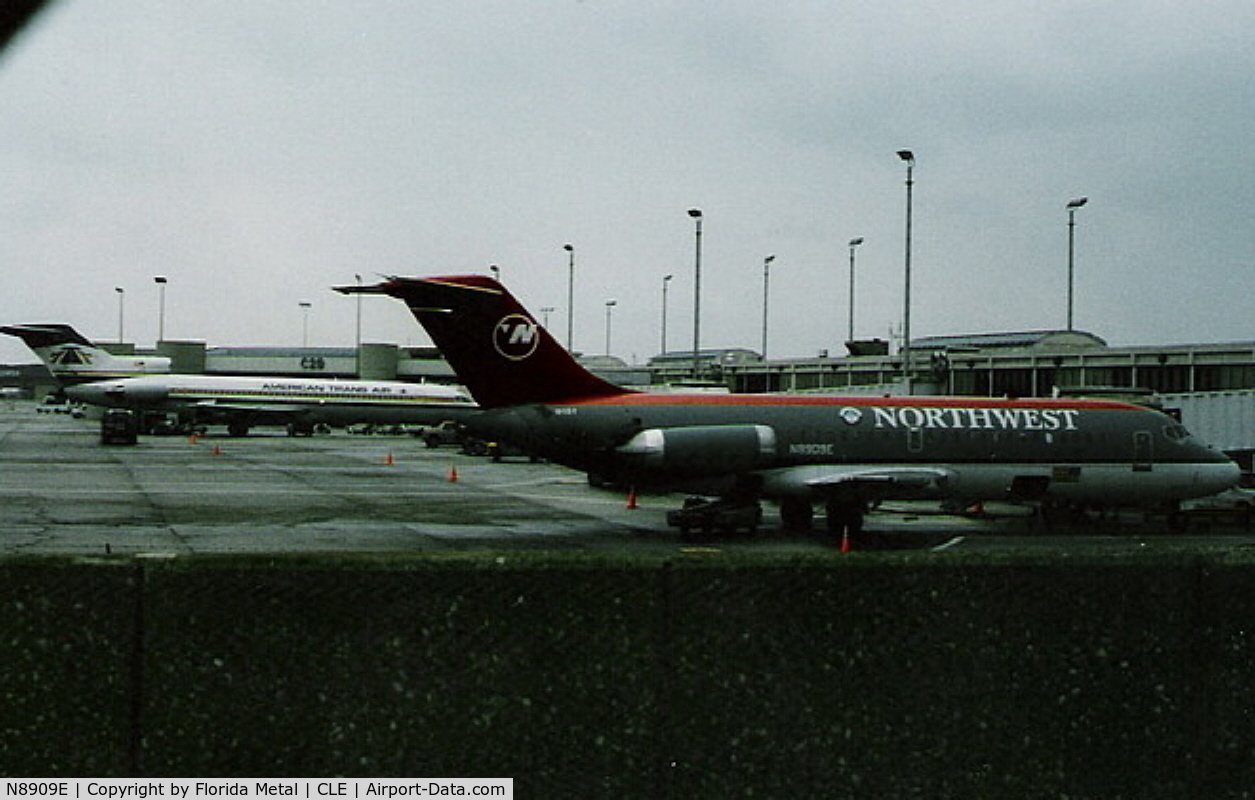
[1,323,173,385]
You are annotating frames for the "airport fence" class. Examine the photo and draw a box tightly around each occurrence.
[3,551,1255,798]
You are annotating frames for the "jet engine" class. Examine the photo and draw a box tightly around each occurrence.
[616,424,777,477]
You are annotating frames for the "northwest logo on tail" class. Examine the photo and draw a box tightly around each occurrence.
[493,314,540,361]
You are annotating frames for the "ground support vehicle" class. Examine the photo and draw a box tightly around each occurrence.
[100,408,139,445]
[418,420,467,448]
[667,496,763,538]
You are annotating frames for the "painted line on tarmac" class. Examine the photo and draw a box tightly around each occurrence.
[931,536,966,552]
[483,477,586,490]
[0,486,473,497]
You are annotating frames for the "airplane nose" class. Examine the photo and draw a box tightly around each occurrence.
[1197,459,1243,497]
[1217,460,1243,492]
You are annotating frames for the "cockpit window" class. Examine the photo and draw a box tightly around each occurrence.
[1164,423,1191,442]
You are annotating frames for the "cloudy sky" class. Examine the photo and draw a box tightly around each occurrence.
[1,1,1252,366]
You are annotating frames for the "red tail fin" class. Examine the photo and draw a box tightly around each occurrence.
[341,275,631,409]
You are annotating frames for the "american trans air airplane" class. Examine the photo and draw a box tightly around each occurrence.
[5,322,476,436]
[1,324,171,384]
[338,275,1241,541]
[65,374,477,437]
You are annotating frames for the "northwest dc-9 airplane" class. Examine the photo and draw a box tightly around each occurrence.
[3,323,476,436]
[338,275,1240,541]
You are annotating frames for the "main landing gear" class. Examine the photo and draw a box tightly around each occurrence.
[666,494,867,547]
[780,497,813,532]
[780,497,865,548]
[825,498,865,543]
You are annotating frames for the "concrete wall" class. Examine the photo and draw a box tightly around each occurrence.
[358,342,399,380]
[3,553,1254,797]
[156,340,207,374]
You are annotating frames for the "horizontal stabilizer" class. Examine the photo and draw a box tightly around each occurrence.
[1,323,93,349]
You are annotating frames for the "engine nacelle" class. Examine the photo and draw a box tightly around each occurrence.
[616,424,778,477]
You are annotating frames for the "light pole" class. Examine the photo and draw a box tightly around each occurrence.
[153,276,168,344]
[115,287,125,344]
[688,208,703,378]
[604,299,617,356]
[299,301,312,347]
[563,244,575,352]
[760,254,776,359]
[1066,197,1088,331]
[897,150,915,394]
[847,237,864,344]
[660,274,673,355]
[354,273,363,377]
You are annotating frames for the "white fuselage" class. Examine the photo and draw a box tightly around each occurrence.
[66,374,477,429]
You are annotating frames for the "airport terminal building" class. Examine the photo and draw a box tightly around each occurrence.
[648,331,1253,397]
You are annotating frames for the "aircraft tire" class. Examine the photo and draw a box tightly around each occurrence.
[1166,503,1187,533]
[780,497,813,532]
[1039,501,1067,529]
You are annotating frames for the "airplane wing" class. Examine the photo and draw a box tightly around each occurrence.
[191,400,311,418]
[762,465,954,500]
[805,467,952,491]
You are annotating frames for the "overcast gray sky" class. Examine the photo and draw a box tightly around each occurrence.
[2,0,1252,366]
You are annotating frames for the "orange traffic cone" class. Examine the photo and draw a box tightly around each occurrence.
[626,487,638,510]
[189,434,200,445]
[384,453,394,466]
[447,465,459,483]
[840,530,851,554]
[211,445,223,457]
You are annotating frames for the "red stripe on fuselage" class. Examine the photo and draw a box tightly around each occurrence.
[558,393,1141,411]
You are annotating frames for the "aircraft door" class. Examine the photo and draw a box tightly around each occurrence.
[1133,430,1153,472]
[907,425,924,454]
